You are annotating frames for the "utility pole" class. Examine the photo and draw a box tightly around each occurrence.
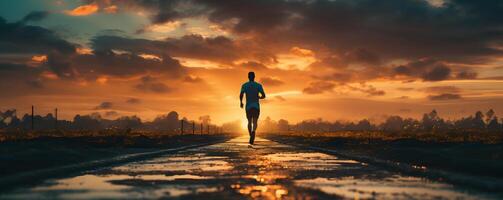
[31,105,34,130]
[55,108,58,130]
[207,124,210,134]
[201,123,203,135]
[192,121,195,135]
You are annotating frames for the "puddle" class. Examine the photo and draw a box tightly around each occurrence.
[113,158,232,173]
[295,176,481,199]
[232,184,289,199]
[3,174,220,199]
[263,152,360,170]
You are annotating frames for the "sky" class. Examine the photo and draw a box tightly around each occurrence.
[1,0,503,125]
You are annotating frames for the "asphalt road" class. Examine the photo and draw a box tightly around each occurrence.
[1,136,496,199]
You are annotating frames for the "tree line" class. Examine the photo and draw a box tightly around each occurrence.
[259,109,503,133]
[0,110,215,133]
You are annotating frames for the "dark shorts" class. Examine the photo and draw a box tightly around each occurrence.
[246,108,260,119]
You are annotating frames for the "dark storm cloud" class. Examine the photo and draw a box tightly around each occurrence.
[135,75,171,93]
[109,0,503,62]
[456,70,478,79]
[74,50,185,78]
[393,58,452,81]
[21,11,50,22]
[0,16,76,55]
[91,35,275,64]
[94,101,113,109]
[76,0,503,85]
[428,93,462,101]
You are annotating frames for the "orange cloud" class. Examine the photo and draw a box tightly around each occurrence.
[104,5,118,14]
[96,76,108,84]
[76,47,93,55]
[65,3,99,16]
[31,55,47,63]
[40,71,59,80]
[290,47,315,57]
[138,53,162,61]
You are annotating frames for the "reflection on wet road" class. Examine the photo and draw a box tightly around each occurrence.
[2,136,495,199]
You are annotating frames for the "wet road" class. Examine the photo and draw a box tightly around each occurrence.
[2,136,496,199]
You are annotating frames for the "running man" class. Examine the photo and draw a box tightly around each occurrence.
[240,71,266,145]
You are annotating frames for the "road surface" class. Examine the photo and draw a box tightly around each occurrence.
[1,136,496,199]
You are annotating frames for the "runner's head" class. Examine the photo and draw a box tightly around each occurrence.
[248,71,255,81]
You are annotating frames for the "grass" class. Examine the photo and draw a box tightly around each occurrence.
[269,130,503,144]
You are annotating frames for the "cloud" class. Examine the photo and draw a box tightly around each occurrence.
[303,81,335,94]
[456,70,478,79]
[116,0,503,62]
[22,11,50,22]
[104,111,119,117]
[423,86,461,94]
[26,79,44,89]
[126,98,141,104]
[393,58,452,81]
[347,84,386,97]
[135,75,171,93]
[422,86,463,101]
[344,48,381,66]
[183,75,203,83]
[239,61,269,71]
[65,3,99,16]
[397,87,414,91]
[73,50,185,78]
[94,101,113,109]
[90,34,272,64]
[0,16,76,55]
[260,77,284,87]
[428,93,462,101]
[290,47,314,57]
[275,96,286,101]
[314,73,353,83]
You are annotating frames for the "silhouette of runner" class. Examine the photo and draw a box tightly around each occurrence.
[240,71,266,145]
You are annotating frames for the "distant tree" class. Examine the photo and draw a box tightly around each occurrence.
[355,119,373,130]
[112,116,142,129]
[73,114,103,131]
[473,111,486,129]
[382,116,404,131]
[149,111,180,131]
[486,109,495,123]
[422,110,441,131]
[199,115,211,125]
[277,119,289,132]
[487,117,500,132]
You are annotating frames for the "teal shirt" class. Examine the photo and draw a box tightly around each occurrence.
[241,81,265,110]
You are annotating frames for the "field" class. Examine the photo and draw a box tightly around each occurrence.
[265,131,503,189]
[0,131,231,179]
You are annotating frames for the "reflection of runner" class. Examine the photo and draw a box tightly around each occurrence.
[240,72,266,145]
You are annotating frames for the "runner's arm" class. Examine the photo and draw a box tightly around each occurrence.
[240,85,245,108]
[259,85,266,99]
